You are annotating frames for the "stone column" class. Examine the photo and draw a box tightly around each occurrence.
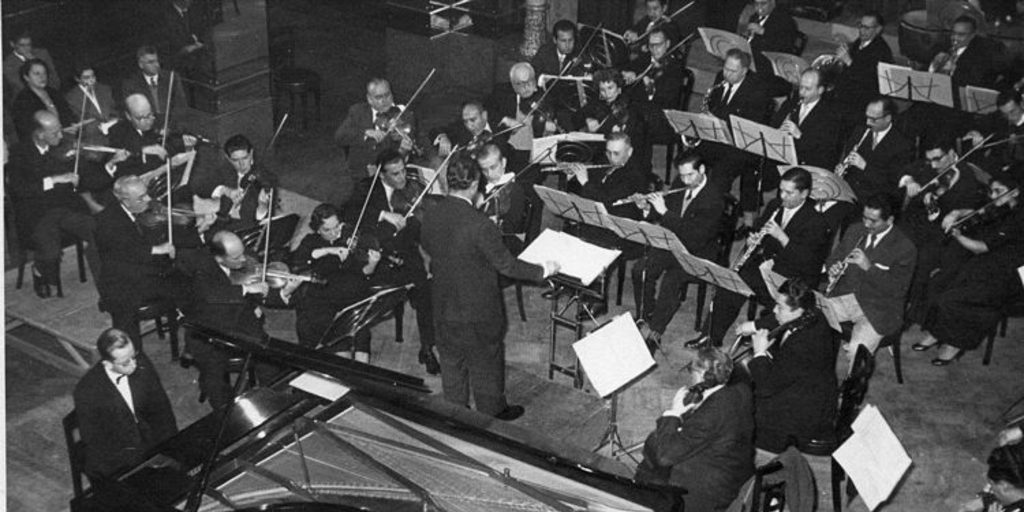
[520,0,549,59]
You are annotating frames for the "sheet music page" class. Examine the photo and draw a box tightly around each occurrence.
[833,404,913,511]
[519,229,621,286]
[573,313,655,397]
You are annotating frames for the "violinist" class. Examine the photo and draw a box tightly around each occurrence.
[192,134,278,233]
[623,28,684,111]
[430,101,507,159]
[94,175,194,347]
[739,0,798,97]
[623,0,681,60]
[963,89,1024,174]
[486,63,555,175]
[176,230,293,410]
[829,12,893,129]
[913,172,1023,366]
[290,204,380,360]
[476,143,533,254]
[335,77,420,177]
[899,139,985,323]
[345,149,439,374]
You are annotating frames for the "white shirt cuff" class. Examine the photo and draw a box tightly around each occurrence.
[898,175,914,188]
[43,177,54,191]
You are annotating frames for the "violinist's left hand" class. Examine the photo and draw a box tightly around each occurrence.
[585,118,601,133]
[169,151,191,167]
[280,277,303,299]
[110,149,130,165]
[499,116,517,128]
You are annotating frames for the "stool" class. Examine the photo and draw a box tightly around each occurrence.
[135,300,180,361]
[274,68,321,130]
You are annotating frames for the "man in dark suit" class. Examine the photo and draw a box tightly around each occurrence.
[841,97,915,211]
[774,68,844,170]
[531,19,578,79]
[699,49,771,228]
[623,28,686,145]
[73,328,178,479]
[831,12,893,129]
[177,230,292,409]
[742,0,799,96]
[824,194,916,375]
[95,176,194,347]
[624,0,682,58]
[635,347,755,511]
[335,77,420,177]
[420,156,557,420]
[476,142,536,253]
[429,101,508,159]
[486,63,554,175]
[121,46,188,129]
[344,150,439,374]
[705,167,831,347]
[2,31,60,100]
[6,110,99,297]
[163,0,214,82]
[964,89,1024,173]
[632,152,725,348]
[191,134,279,234]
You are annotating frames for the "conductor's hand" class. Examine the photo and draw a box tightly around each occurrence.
[242,281,269,297]
[541,261,560,278]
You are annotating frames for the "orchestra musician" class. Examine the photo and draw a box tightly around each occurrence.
[104,93,197,182]
[430,101,508,159]
[739,0,798,96]
[476,142,535,254]
[566,132,649,220]
[963,88,1024,174]
[486,62,555,176]
[822,194,916,375]
[829,12,893,128]
[191,134,279,234]
[624,0,681,57]
[419,156,559,421]
[634,346,755,512]
[840,97,915,209]
[120,46,188,129]
[72,328,177,480]
[900,139,985,324]
[335,77,420,177]
[6,110,100,298]
[772,68,844,170]
[623,28,685,147]
[698,49,771,230]
[577,68,650,173]
[631,152,725,351]
[94,175,196,347]
[912,172,1023,366]
[531,20,583,111]
[344,149,439,375]
[733,278,837,462]
[289,204,380,361]
[176,230,293,410]
[703,167,830,348]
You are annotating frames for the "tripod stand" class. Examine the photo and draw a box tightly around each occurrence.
[595,386,640,464]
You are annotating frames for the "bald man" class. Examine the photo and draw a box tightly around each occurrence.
[6,110,99,297]
[335,77,421,176]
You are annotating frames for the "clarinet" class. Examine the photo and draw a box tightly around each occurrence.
[835,129,872,178]
[731,206,778,271]
[701,81,727,115]
[824,234,867,295]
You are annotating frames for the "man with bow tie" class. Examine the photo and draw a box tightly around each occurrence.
[73,328,178,479]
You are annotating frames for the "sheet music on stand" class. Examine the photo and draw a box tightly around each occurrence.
[959,85,999,115]
[573,313,655,397]
[534,185,615,230]
[729,115,799,165]
[664,110,734,146]
[877,62,954,108]
[669,249,754,297]
[762,51,809,85]
[833,404,912,511]
[531,132,606,164]
[600,214,682,253]
[519,229,621,287]
[698,27,755,71]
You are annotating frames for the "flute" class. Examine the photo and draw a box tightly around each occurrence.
[541,163,615,173]
[611,188,688,206]
[824,234,867,295]
[835,128,871,178]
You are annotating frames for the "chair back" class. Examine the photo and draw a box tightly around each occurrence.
[62,410,89,498]
[837,344,875,440]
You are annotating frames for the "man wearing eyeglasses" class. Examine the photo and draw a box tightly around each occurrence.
[73,328,178,479]
[841,97,914,210]
[832,12,893,127]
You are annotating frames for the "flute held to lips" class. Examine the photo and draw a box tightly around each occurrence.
[611,188,688,206]
[540,163,616,173]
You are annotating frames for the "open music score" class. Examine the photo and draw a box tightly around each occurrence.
[572,313,654,398]
[960,85,999,115]
[877,62,954,108]
[519,229,620,286]
[664,110,734,146]
[698,27,755,71]
[729,115,799,165]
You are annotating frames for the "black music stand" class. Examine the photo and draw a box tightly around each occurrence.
[236,213,300,258]
[547,273,608,389]
[318,285,412,354]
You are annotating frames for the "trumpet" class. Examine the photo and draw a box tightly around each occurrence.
[824,234,866,294]
[731,207,777,271]
[835,128,871,178]
[611,188,688,206]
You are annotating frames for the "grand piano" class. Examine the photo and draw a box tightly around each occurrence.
[70,321,680,512]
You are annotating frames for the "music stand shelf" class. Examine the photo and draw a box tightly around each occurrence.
[547,273,607,390]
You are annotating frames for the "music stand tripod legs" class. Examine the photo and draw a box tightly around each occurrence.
[595,388,641,464]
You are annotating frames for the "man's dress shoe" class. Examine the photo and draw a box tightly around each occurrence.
[32,272,50,298]
[495,405,525,421]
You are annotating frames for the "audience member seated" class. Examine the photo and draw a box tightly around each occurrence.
[3,31,60,101]
[734,279,837,464]
[121,46,188,129]
[635,347,755,512]
[65,62,120,141]
[72,328,177,480]
[163,0,214,83]
[11,58,75,142]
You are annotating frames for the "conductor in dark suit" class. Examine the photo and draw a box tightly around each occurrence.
[773,68,844,170]
[420,156,558,421]
[120,46,189,129]
[706,167,831,347]
[73,328,178,479]
[632,153,726,348]
[635,347,755,512]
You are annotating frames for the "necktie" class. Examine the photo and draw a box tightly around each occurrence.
[149,76,162,114]
[799,104,810,124]
[871,132,880,150]
[680,190,694,214]
[864,234,874,250]
[722,84,732,105]
[116,374,127,385]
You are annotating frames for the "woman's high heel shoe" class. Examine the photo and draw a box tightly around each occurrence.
[931,349,965,366]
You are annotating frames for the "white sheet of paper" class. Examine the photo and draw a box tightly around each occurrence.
[573,313,655,397]
[289,371,352,402]
[833,404,913,511]
[519,229,621,286]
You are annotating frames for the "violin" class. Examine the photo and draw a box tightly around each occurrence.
[373,105,423,156]
[136,201,207,229]
[229,255,325,288]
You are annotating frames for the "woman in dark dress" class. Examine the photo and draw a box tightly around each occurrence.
[12,58,75,141]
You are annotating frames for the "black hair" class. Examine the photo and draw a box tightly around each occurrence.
[223,134,253,156]
[309,203,340,232]
[725,48,752,69]
[96,328,134,362]
[18,58,47,85]
[376,148,405,168]
[988,443,1024,489]
[673,151,706,171]
[781,167,812,192]
[778,278,816,311]
[446,156,481,191]
[593,68,625,89]
[552,20,577,38]
[997,88,1022,108]
[863,193,896,220]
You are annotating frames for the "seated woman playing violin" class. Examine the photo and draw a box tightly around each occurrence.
[733,278,838,464]
[576,68,651,172]
[289,204,380,361]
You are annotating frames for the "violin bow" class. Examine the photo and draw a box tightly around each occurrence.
[628,0,697,47]
[383,68,436,139]
[403,146,460,220]
[161,71,177,247]
[267,113,289,155]
[260,187,275,284]
[629,33,696,86]
[918,133,994,193]
[72,92,88,189]
[349,164,383,250]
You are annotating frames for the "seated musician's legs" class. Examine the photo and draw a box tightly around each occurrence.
[30,209,68,285]
[708,264,770,345]
[648,266,694,336]
[58,209,100,282]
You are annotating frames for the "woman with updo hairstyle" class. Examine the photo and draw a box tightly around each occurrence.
[12,57,75,141]
[636,347,755,511]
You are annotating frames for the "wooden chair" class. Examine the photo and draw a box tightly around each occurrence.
[750,460,787,512]
[62,410,89,498]
[135,299,181,361]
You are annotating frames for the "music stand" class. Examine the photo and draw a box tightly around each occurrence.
[730,114,799,208]
[877,63,954,108]
[663,110,734,148]
[698,27,755,71]
[573,312,655,463]
[317,285,412,355]
[668,248,755,346]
